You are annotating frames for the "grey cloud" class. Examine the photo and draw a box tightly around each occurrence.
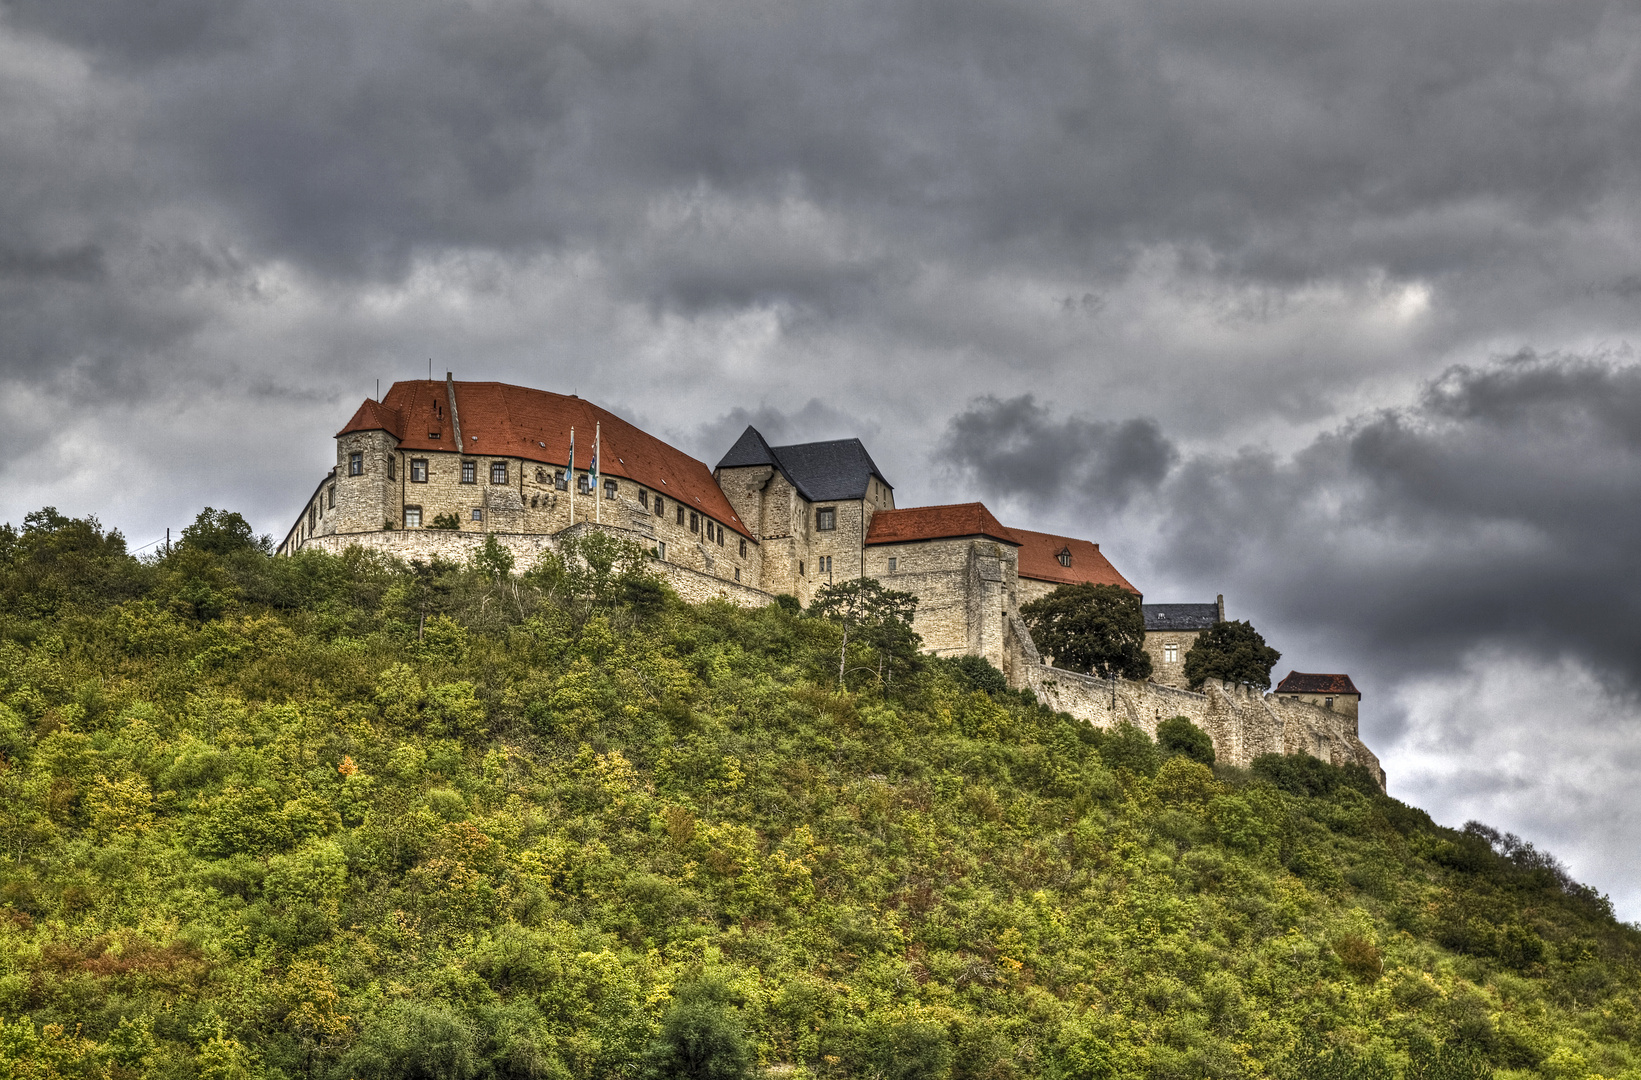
[936,395,1178,512]
[687,399,880,466]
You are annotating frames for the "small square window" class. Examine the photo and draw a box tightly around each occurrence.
[404,506,423,527]
[1164,643,1178,663]
[816,507,836,531]
[556,471,568,491]
[579,474,592,494]
[888,556,897,573]
[461,461,477,484]
[410,459,428,483]
[472,508,484,522]
[604,478,617,500]
[349,451,363,476]
[1325,697,1334,708]
[387,457,396,480]
[491,462,508,484]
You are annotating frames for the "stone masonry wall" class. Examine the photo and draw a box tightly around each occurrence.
[864,537,1018,671]
[292,522,773,609]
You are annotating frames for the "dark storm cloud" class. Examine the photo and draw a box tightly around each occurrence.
[688,400,881,466]
[937,395,1177,511]
[942,353,1641,693]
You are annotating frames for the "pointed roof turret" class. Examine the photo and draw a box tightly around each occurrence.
[716,425,779,469]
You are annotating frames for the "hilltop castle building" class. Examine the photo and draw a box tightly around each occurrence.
[282,376,1383,784]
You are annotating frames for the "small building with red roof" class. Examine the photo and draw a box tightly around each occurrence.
[1275,671,1361,723]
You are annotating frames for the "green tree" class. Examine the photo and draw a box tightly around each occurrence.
[1157,715,1215,765]
[179,507,269,556]
[644,975,753,1080]
[807,578,922,692]
[1182,619,1281,690]
[1019,583,1151,680]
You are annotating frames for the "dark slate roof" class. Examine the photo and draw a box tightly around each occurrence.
[715,426,892,502]
[1276,671,1361,696]
[1143,603,1221,632]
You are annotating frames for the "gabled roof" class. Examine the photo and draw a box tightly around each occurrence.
[715,426,892,502]
[1276,672,1361,696]
[350,380,753,540]
[1143,603,1221,631]
[1011,528,1139,595]
[865,503,1020,546]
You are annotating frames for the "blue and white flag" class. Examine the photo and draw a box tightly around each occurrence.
[589,423,600,490]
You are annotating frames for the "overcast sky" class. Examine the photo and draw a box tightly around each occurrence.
[5,0,1641,917]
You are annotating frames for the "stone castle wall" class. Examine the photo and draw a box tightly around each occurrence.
[1017,657,1384,788]
[864,536,1018,671]
[291,523,773,609]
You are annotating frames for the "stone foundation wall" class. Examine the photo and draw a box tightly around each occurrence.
[290,524,772,609]
[1012,638,1384,788]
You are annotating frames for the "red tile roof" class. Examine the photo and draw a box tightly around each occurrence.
[340,380,753,540]
[1275,672,1361,696]
[1011,527,1139,595]
[336,399,403,441]
[864,503,1020,546]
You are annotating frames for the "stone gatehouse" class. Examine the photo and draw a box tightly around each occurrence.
[280,376,1382,784]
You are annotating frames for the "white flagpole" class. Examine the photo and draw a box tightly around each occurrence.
[594,422,602,525]
[568,426,575,526]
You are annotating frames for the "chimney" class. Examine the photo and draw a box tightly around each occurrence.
[1217,593,1225,621]
[445,372,463,449]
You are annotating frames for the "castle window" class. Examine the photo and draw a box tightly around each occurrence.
[604,479,617,500]
[816,507,836,531]
[676,506,685,526]
[491,462,508,484]
[654,496,664,516]
[888,557,897,573]
[739,538,746,557]
[819,555,832,574]
[689,511,699,533]
[309,504,316,530]
[735,568,741,582]
[327,485,335,509]
[657,541,667,560]
[387,456,396,480]
[578,474,592,494]
[1056,546,1072,568]
[1164,643,1178,663]
[404,506,422,527]
[461,461,477,484]
[1325,697,1334,709]
[349,451,363,476]
[536,467,547,484]
[555,471,568,491]
[410,459,428,483]
[472,508,484,522]
[799,560,805,577]
[639,490,649,510]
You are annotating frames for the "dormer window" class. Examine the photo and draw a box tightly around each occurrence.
[1056,547,1072,567]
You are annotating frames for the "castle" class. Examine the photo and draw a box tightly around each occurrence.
[281,376,1383,785]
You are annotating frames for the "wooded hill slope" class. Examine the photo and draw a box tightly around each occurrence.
[0,508,1637,1080]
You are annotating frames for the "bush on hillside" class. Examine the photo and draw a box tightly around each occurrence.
[1157,715,1215,765]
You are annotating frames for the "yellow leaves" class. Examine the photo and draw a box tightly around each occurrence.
[281,959,350,1042]
[337,754,358,776]
[87,773,154,836]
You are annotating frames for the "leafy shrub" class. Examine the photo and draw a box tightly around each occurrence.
[1157,715,1215,765]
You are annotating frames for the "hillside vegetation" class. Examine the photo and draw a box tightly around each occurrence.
[0,508,1638,1080]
